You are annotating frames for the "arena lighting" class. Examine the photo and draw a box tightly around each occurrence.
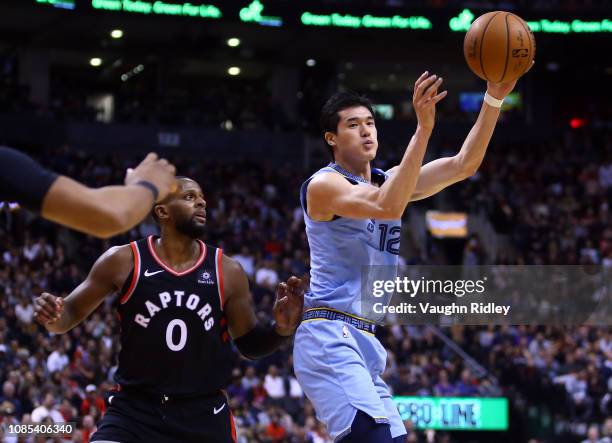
[110,29,124,39]
[121,64,145,81]
[394,397,509,431]
[570,118,587,129]
[227,37,240,47]
[449,8,612,33]
[228,67,241,76]
[89,57,103,67]
[91,0,222,19]
[306,59,316,67]
[301,11,432,30]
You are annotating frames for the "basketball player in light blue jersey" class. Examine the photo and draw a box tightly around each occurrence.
[294,71,521,442]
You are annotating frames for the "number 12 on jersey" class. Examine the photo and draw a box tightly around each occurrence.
[378,224,400,255]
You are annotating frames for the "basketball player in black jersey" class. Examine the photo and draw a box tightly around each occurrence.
[33,177,304,443]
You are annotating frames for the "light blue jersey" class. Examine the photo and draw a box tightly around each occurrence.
[300,164,401,322]
[294,163,407,441]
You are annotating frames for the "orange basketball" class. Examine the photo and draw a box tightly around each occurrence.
[463,11,536,83]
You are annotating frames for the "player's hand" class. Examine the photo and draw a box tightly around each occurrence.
[125,153,177,203]
[34,293,64,325]
[272,276,304,336]
[487,60,535,99]
[413,71,447,133]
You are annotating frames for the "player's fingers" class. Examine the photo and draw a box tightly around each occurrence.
[413,71,429,91]
[276,282,288,299]
[35,312,52,323]
[34,302,53,317]
[430,90,448,104]
[422,77,442,101]
[142,152,158,164]
[35,301,56,319]
[286,276,300,287]
[415,74,437,100]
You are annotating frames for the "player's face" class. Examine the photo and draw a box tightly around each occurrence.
[331,106,378,162]
[168,179,207,238]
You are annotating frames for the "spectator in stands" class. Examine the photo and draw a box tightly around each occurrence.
[0,381,22,418]
[31,390,64,423]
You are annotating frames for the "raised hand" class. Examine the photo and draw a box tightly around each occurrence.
[125,152,177,203]
[413,71,448,132]
[487,60,535,99]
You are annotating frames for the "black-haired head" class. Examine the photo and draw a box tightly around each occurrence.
[320,91,375,160]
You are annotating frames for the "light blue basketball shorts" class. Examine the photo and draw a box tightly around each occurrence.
[293,318,406,441]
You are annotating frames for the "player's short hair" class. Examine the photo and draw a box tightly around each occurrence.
[319,91,374,160]
[151,175,190,225]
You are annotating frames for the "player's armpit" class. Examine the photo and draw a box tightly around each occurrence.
[307,173,398,221]
[50,245,133,333]
[409,156,471,201]
[221,255,258,339]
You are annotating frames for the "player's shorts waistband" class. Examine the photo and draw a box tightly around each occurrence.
[302,308,377,334]
[116,385,224,405]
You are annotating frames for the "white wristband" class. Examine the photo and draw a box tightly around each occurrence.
[483,92,504,108]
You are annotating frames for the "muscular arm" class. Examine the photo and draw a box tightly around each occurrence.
[42,177,155,239]
[222,255,258,339]
[223,255,301,360]
[0,147,175,238]
[405,101,502,201]
[396,78,522,202]
[43,245,133,334]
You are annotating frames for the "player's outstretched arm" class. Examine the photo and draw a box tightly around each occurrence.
[308,72,447,221]
[223,255,304,359]
[42,153,177,238]
[406,76,523,202]
[34,245,133,334]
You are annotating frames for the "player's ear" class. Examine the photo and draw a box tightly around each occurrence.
[154,204,169,221]
[324,132,336,146]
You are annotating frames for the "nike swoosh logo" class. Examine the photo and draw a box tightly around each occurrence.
[213,403,226,415]
[144,269,164,277]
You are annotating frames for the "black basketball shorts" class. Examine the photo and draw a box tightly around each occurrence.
[90,388,236,443]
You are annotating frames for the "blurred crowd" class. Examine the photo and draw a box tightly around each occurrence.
[455,131,612,268]
[0,132,610,443]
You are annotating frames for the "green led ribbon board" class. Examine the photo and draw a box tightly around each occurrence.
[527,18,612,33]
[35,0,76,9]
[239,0,283,27]
[301,12,432,30]
[91,0,222,19]
[393,397,509,431]
[449,8,612,33]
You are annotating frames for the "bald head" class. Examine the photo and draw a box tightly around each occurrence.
[152,177,207,238]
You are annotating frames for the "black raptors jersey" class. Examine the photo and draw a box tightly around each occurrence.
[114,235,233,397]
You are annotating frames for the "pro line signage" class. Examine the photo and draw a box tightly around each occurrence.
[393,396,509,431]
